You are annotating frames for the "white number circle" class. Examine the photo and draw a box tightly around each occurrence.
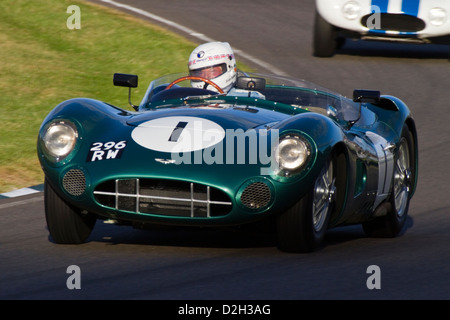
[131,116,226,153]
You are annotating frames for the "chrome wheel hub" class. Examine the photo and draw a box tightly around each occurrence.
[393,139,411,217]
[312,160,335,232]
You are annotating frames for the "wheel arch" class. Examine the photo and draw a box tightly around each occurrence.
[328,141,350,226]
[403,117,418,197]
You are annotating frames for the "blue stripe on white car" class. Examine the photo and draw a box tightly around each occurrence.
[371,0,421,16]
[401,0,420,17]
[371,0,389,12]
[370,0,422,35]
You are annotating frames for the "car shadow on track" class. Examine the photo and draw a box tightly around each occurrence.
[79,216,414,251]
[324,215,414,247]
[86,220,278,249]
[336,40,449,60]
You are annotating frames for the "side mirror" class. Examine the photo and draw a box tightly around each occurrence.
[113,73,138,88]
[113,73,139,110]
[353,89,380,103]
[236,76,266,91]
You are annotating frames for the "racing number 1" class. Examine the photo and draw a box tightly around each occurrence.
[169,121,188,142]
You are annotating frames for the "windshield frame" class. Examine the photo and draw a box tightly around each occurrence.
[138,72,362,123]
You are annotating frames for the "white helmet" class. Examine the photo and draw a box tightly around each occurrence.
[188,42,237,93]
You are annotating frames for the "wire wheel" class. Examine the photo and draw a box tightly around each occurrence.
[393,138,411,218]
[362,124,416,238]
[312,159,335,232]
[277,156,337,253]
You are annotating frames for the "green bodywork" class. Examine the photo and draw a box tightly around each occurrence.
[37,73,417,229]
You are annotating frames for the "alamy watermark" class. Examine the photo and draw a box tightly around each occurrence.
[66,5,81,30]
[66,265,81,289]
[168,126,280,176]
[366,265,381,290]
[367,5,381,30]
[64,264,382,291]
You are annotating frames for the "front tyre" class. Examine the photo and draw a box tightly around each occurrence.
[313,10,338,57]
[363,124,415,237]
[277,157,336,253]
[44,179,96,244]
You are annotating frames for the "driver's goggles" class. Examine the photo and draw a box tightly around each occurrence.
[189,63,227,80]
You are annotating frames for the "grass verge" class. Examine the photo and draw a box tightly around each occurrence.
[0,0,244,193]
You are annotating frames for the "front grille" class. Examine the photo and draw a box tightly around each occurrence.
[94,179,232,218]
[361,14,425,32]
[63,169,86,196]
[240,182,272,209]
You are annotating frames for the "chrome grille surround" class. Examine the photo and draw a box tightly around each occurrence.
[93,178,232,218]
[62,169,86,196]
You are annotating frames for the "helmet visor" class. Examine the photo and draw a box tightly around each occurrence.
[189,63,227,80]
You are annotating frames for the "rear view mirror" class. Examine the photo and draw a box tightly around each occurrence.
[113,73,138,88]
[236,76,266,91]
[353,89,380,103]
[113,73,139,110]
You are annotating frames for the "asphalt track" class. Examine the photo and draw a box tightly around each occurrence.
[1,0,450,301]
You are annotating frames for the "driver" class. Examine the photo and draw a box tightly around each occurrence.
[188,42,237,93]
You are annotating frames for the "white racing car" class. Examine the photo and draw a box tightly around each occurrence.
[313,0,450,57]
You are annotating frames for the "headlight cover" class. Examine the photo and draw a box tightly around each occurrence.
[275,134,311,176]
[41,120,78,162]
[429,8,446,26]
[342,1,361,20]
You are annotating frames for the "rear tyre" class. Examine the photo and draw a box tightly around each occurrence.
[45,179,96,244]
[277,156,336,253]
[363,125,415,237]
[313,10,338,57]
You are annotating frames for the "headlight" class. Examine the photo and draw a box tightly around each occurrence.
[275,135,311,173]
[42,121,78,160]
[342,1,361,20]
[429,8,446,26]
